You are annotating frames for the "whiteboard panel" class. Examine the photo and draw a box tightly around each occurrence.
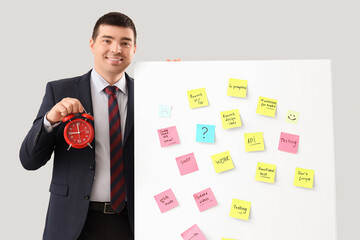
[134,60,336,240]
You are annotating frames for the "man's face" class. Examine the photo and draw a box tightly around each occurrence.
[90,24,136,80]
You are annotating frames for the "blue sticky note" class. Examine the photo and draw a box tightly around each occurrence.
[159,105,172,118]
[196,124,215,143]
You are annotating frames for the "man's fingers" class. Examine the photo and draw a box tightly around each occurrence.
[47,98,84,124]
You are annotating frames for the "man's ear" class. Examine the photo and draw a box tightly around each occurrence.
[89,38,95,53]
[133,44,137,54]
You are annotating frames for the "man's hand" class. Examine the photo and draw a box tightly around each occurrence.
[46,98,84,124]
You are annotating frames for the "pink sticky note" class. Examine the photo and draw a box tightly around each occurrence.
[176,153,199,176]
[181,224,207,240]
[278,132,300,153]
[154,188,179,213]
[157,126,180,147]
[193,188,218,212]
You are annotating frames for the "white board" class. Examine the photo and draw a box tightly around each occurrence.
[134,60,336,240]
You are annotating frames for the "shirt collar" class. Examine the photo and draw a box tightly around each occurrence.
[90,68,127,95]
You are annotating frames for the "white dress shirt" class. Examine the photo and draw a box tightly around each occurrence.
[89,69,128,202]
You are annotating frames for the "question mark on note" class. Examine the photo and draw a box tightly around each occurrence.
[202,127,208,139]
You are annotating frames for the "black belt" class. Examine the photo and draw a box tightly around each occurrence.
[89,202,126,214]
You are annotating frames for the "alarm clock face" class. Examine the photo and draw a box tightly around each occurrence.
[64,119,94,149]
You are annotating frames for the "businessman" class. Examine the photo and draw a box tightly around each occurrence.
[20,12,136,240]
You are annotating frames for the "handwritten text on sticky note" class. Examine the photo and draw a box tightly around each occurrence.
[294,168,314,189]
[187,88,209,109]
[181,224,207,240]
[255,162,276,183]
[211,151,234,173]
[196,124,215,143]
[159,104,172,118]
[256,96,278,117]
[154,188,179,213]
[193,187,218,212]
[244,132,265,152]
[227,78,248,98]
[230,199,251,220]
[220,109,242,129]
[157,126,180,147]
[278,132,300,153]
[176,153,199,176]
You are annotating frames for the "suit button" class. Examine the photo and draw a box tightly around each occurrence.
[84,195,90,200]
[90,165,95,170]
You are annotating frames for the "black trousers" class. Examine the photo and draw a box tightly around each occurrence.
[78,205,134,240]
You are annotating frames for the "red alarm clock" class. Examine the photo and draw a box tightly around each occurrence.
[63,113,94,150]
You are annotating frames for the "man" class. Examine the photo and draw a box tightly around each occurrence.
[20,12,136,240]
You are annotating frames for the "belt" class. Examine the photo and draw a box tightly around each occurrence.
[89,202,124,214]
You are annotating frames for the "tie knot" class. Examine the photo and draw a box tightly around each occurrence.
[104,86,118,96]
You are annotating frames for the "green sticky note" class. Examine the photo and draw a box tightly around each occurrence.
[230,199,251,220]
[255,162,276,183]
[227,78,248,98]
[211,151,234,173]
[294,167,315,188]
[244,132,265,152]
[286,110,300,124]
[187,88,208,109]
[256,96,278,117]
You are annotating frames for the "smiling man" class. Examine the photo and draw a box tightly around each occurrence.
[20,12,136,240]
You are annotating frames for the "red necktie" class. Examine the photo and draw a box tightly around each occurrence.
[104,86,126,212]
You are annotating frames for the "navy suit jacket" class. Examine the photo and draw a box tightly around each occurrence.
[20,70,134,240]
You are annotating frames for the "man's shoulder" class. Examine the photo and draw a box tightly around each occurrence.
[48,70,92,87]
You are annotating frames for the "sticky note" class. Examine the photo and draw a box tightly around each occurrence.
[256,96,278,117]
[176,153,199,176]
[278,132,300,154]
[227,78,248,97]
[181,224,207,240]
[159,104,172,118]
[220,109,242,129]
[255,162,276,183]
[196,124,215,143]
[211,151,234,173]
[222,238,237,240]
[244,132,265,152]
[193,188,218,212]
[187,88,209,109]
[154,188,179,213]
[294,168,315,188]
[230,199,251,220]
[286,110,300,124]
[157,126,180,147]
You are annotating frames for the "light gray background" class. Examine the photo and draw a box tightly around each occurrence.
[0,0,358,239]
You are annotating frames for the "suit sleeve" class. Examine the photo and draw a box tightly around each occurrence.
[19,82,59,170]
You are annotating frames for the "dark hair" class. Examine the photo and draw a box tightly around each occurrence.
[92,12,137,44]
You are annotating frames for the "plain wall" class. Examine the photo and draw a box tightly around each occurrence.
[0,0,358,239]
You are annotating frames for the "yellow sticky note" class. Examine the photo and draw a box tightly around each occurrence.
[211,151,234,173]
[227,78,248,98]
[230,199,251,220]
[256,96,278,117]
[220,109,242,129]
[187,88,209,109]
[294,167,315,188]
[255,162,276,183]
[244,132,265,152]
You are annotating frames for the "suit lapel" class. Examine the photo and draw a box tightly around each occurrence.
[74,70,94,115]
[124,73,134,145]
[73,70,96,154]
